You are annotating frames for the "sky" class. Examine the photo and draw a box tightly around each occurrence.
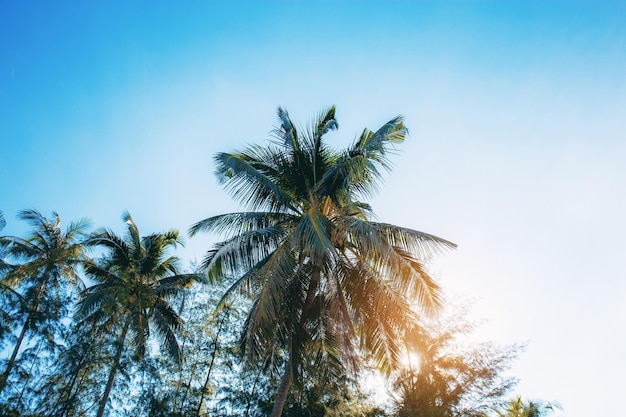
[2,1,626,415]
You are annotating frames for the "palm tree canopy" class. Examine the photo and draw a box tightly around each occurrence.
[0,209,90,313]
[79,212,197,365]
[191,107,456,380]
[0,209,91,395]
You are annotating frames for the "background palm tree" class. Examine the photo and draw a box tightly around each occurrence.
[497,397,561,417]
[78,211,197,417]
[190,106,456,416]
[0,209,90,395]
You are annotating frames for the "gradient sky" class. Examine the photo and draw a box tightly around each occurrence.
[2,2,626,416]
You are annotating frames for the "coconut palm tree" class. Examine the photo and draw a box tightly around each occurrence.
[497,397,561,417]
[0,209,90,394]
[78,212,197,417]
[190,106,456,416]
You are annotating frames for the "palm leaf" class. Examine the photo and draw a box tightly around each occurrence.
[295,209,335,262]
[189,211,295,238]
[202,226,287,280]
[214,150,296,212]
[152,306,182,365]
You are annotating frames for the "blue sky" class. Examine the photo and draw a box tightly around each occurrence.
[2,2,626,416]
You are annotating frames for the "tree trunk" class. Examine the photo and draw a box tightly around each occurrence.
[195,313,226,416]
[269,266,321,417]
[269,354,293,417]
[96,322,129,417]
[0,316,29,393]
[0,274,48,394]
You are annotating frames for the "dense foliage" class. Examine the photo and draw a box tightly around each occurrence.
[189,106,456,416]
[0,108,561,416]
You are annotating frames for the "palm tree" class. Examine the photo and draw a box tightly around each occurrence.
[0,209,90,394]
[190,106,456,416]
[78,212,197,417]
[497,397,561,417]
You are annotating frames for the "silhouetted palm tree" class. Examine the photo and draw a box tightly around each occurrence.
[191,107,455,416]
[0,209,89,394]
[79,212,197,417]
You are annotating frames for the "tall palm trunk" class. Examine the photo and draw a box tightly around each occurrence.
[270,349,293,417]
[269,266,321,417]
[0,278,47,394]
[96,321,129,417]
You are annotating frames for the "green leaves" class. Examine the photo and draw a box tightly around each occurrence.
[214,149,296,213]
[75,213,199,417]
[194,106,455,417]
[79,213,196,364]
[0,209,91,398]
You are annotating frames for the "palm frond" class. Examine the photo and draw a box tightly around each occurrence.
[202,226,287,281]
[0,235,40,260]
[121,211,142,256]
[314,106,338,142]
[129,307,150,359]
[316,146,382,201]
[211,254,273,314]
[247,245,299,337]
[341,260,419,374]
[154,273,196,299]
[152,255,181,278]
[86,229,132,268]
[355,115,407,154]
[152,306,182,365]
[369,221,457,256]
[386,246,444,312]
[214,150,296,212]
[295,209,335,262]
[140,233,179,276]
[189,211,295,238]
[63,217,92,241]
[276,107,300,151]
[16,209,48,229]
[347,218,456,261]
